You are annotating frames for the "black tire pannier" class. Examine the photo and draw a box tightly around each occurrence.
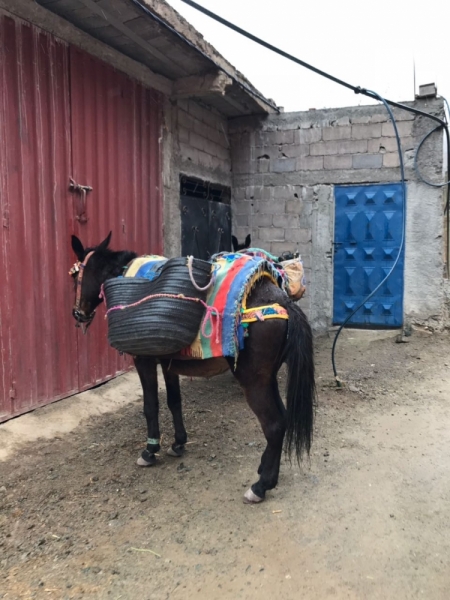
[103,257,212,356]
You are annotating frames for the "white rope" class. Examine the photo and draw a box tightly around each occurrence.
[187,256,215,291]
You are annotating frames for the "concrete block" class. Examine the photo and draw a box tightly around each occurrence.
[352,123,382,139]
[177,109,194,130]
[324,155,353,169]
[188,100,207,122]
[337,140,368,154]
[381,121,414,137]
[235,214,249,227]
[271,241,299,256]
[297,156,324,170]
[273,130,295,144]
[309,141,339,156]
[383,153,400,167]
[189,131,206,152]
[280,144,310,158]
[255,213,273,227]
[273,185,293,199]
[197,150,213,169]
[368,137,398,153]
[258,200,285,215]
[254,146,279,161]
[286,198,302,214]
[370,113,389,124]
[259,227,285,241]
[273,214,299,228]
[336,116,351,126]
[233,161,251,174]
[178,126,189,144]
[233,188,246,201]
[352,153,383,169]
[284,228,311,243]
[322,126,352,141]
[179,142,199,163]
[262,130,294,145]
[295,128,322,144]
[194,119,212,140]
[271,157,297,172]
[350,115,371,124]
[257,158,270,173]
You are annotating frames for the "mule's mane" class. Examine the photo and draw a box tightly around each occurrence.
[86,247,137,264]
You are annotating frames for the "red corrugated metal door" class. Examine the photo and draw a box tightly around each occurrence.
[0,17,79,419]
[69,47,163,390]
[0,18,163,421]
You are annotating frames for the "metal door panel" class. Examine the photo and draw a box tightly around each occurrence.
[209,201,231,256]
[181,196,210,260]
[70,47,163,390]
[333,184,404,327]
[0,17,78,420]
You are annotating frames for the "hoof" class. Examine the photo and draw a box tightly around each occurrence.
[167,444,185,457]
[137,453,156,467]
[243,488,264,504]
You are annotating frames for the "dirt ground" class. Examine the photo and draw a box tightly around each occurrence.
[0,329,449,600]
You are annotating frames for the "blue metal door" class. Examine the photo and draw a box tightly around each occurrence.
[333,184,404,327]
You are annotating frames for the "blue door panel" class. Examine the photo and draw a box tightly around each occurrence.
[333,184,404,327]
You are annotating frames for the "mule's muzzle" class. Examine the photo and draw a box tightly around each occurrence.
[72,307,95,324]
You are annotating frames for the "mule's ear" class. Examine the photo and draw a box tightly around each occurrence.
[231,235,238,251]
[97,231,112,252]
[244,234,251,248]
[71,235,85,261]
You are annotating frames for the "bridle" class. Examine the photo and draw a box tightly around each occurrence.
[70,250,95,331]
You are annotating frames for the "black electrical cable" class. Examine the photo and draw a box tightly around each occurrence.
[179,2,448,124]
[129,0,279,113]
[330,90,406,384]
[414,125,450,188]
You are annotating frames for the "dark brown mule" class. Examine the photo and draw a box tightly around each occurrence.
[70,233,315,503]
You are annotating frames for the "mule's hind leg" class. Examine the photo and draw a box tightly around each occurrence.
[161,363,187,457]
[258,380,287,475]
[233,372,286,503]
[134,357,160,467]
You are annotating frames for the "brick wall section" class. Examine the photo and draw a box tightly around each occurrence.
[229,98,444,328]
[229,98,444,252]
[176,99,232,187]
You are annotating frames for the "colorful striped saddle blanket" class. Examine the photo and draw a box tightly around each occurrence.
[124,250,291,360]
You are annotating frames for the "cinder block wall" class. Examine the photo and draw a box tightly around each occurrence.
[163,98,231,256]
[229,98,445,331]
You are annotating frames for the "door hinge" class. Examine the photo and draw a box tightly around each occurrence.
[3,210,9,229]
[9,385,16,400]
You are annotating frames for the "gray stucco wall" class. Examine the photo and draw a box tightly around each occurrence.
[229,99,446,331]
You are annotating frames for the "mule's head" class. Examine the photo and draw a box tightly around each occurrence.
[231,234,251,252]
[70,232,136,328]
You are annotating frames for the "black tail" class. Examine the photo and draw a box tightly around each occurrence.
[284,301,315,462]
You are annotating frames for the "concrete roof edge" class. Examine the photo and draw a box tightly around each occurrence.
[136,0,277,114]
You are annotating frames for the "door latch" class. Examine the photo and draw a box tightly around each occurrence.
[69,177,93,224]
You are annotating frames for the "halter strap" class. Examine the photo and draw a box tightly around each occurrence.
[74,250,95,311]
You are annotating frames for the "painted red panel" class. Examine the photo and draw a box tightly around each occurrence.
[0,18,163,420]
[69,47,163,391]
[0,16,79,420]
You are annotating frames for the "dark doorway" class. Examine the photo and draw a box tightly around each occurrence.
[180,176,232,260]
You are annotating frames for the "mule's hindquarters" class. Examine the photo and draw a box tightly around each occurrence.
[232,297,315,503]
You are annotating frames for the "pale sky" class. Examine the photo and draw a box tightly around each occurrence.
[166,0,450,113]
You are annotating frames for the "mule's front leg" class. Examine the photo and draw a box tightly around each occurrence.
[134,357,160,467]
[161,363,187,457]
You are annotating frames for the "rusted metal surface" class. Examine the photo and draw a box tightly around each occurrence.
[70,46,163,391]
[0,16,79,421]
[0,17,163,421]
